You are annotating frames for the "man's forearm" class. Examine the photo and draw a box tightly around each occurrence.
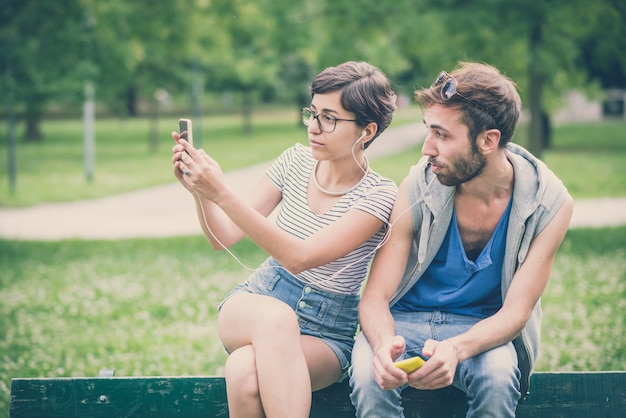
[359,298,397,352]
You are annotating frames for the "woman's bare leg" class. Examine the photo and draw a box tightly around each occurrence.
[300,335,343,391]
[224,335,343,411]
[223,345,264,418]
[218,293,311,418]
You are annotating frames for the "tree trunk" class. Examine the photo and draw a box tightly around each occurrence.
[527,20,546,159]
[541,110,551,149]
[241,90,252,137]
[149,97,159,153]
[126,85,137,117]
[23,101,44,142]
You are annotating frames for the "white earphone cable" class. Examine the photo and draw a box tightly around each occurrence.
[195,138,434,286]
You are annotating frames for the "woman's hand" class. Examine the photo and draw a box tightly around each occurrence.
[170,131,227,202]
[171,131,196,193]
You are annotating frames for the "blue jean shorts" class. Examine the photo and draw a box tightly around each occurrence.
[219,258,360,379]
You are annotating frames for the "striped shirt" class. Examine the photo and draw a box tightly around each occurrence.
[266,143,398,295]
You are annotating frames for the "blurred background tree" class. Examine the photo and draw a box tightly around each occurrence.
[1,0,624,156]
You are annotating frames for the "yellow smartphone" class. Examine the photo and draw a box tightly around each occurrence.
[394,355,426,373]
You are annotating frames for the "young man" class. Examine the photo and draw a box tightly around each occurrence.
[349,62,573,417]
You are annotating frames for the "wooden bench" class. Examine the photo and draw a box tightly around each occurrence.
[10,371,626,417]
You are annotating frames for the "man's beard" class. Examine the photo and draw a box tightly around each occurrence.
[430,145,486,187]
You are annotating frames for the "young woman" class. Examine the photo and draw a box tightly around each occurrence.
[171,61,397,418]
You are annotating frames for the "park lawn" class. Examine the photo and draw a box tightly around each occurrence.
[0,226,624,417]
[0,246,623,417]
[0,106,419,207]
[0,112,306,206]
[1,113,625,416]
[371,119,626,198]
[539,121,626,199]
[1,112,625,206]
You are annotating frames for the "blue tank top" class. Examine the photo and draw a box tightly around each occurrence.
[393,198,512,318]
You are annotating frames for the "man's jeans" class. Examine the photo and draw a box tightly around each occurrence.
[349,311,521,418]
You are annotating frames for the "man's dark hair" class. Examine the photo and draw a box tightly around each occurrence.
[415,62,521,146]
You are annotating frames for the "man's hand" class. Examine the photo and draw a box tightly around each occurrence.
[407,339,459,390]
[372,335,410,390]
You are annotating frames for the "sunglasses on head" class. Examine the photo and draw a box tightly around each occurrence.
[431,71,494,119]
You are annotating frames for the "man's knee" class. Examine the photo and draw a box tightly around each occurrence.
[349,333,376,386]
[349,333,391,415]
[349,336,405,417]
[459,345,521,417]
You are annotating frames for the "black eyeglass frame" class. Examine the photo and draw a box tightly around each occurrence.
[301,107,358,133]
[431,71,495,120]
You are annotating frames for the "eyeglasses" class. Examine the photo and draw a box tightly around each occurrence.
[431,71,493,119]
[302,107,357,133]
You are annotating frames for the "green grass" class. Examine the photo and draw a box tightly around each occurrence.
[511,120,626,198]
[0,237,268,417]
[541,122,626,198]
[1,227,624,416]
[1,111,625,416]
[0,106,420,207]
[537,226,626,371]
[2,112,625,207]
[372,119,626,194]
[0,111,306,206]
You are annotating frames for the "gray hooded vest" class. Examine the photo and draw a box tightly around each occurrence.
[390,143,570,397]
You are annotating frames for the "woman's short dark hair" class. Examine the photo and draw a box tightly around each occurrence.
[415,62,521,146]
[310,61,397,149]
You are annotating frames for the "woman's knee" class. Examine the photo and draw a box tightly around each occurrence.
[224,346,259,395]
[219,294,300,348]
[257,299,300,335]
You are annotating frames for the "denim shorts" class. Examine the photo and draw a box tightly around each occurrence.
[218,258,360,379]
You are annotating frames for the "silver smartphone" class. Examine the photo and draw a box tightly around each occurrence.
[178,118,193,145]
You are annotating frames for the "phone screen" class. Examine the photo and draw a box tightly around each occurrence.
[178,119,193,145]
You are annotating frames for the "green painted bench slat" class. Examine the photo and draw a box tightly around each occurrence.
[10,371,626,417]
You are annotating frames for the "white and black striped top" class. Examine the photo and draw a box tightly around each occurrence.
[266,143,398,295]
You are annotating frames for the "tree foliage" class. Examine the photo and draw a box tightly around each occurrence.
[577,0,626,89]
[1,0,623,147]
[2,0,87,140]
